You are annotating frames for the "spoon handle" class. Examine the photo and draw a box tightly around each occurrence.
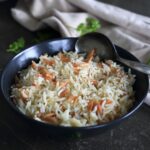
[118,57,150,74]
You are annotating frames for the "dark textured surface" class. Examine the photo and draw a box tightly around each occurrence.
[0,1,150,150]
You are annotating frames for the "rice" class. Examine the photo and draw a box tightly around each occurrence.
[11,50,135,127]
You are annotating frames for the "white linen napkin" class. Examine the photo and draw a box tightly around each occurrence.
[11,0,150,105]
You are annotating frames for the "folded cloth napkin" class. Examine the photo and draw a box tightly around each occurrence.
[11,0,150,105]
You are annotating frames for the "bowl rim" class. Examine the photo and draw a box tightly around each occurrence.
[0,37,149,130]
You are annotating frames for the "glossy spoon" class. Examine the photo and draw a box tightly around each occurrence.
[75,32,150,74]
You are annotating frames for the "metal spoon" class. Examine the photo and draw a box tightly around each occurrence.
[75,32,150,74]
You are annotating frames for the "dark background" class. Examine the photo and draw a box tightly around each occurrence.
[0,0,150,150]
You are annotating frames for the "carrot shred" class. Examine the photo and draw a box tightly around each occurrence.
[38,67,55,80]
[38,112,59,124]
[59,88,70,97]
[59,53,70,62]
[99,100,104,105]
[92,80,98,87]
[79,62,89,67]
[38,66,45,72]
[72,62,89,75]
[88,100,104,113]
[106,99,112,104]
[88,100,99,111]
[60,105,66,112]
[74,68,80,75]
[68,95,78,103]
[43,59,55,66]
[88,101,94,112]
[97,104,102,113]
[111,67,117,73]
[72,63,78,68]
[44,73,54,80]
[70,112,75,117]
[84,49,96,62]
[97,63,103,68]
[72,63,80,75]
[59,80,69,88]
[31,61,37,69]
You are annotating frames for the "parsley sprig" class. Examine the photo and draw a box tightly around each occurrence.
[77,17,101,35]
[6,19,101,54]
[147,59,150,65]
[7,37,25,54]
[32,31,52,43]
[6,30,52,54]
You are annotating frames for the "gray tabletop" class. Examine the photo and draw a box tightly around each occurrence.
[0,1,150,150]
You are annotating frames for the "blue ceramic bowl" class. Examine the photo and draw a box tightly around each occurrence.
[0,37,149,136]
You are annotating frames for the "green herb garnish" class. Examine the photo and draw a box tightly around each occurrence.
[6,30,52,54]
[32,31,52,43]
[77,17,101,35]
[7,37,25,54]
[147,59,150,65]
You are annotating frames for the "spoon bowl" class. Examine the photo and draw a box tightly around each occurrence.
[75,32,117,60]
[75,32,150,74]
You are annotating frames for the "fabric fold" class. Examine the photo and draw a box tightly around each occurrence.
[68,0,150,38]
[11,0,150,105]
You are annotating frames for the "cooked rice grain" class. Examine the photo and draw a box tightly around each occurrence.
[11,51,135,126]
